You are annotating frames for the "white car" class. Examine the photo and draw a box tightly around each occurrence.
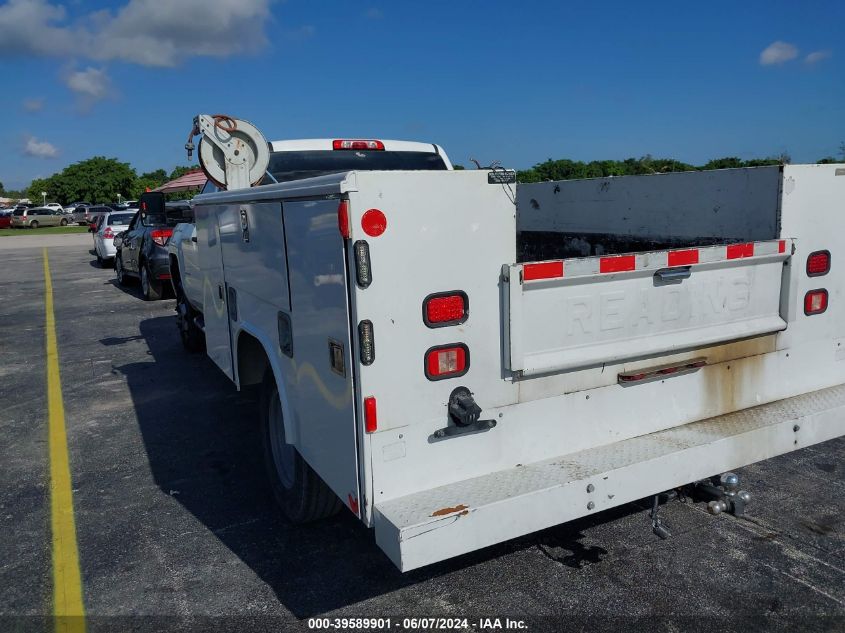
[44,202,64,212]
[92,211,135,267]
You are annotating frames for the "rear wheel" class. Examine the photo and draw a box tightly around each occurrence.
[60,218,68,226]
[140,262,163,301]
[175,289,205,353]
[115,253,130,286]
[260,370,342,523]
[29,220,38,229]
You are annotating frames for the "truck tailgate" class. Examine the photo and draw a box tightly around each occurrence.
[505,240,791,375]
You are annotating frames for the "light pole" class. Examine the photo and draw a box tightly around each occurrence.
[117,193,122,204]
[41,191,47,206]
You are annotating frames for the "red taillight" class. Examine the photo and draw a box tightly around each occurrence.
[804,289,828,315]
[361,208,387,237]
[102,227,114,239]
[364,396,377,433]
[423,292,468,327]
[338,200,350,239]
[807,250,831,277]
[425,344,469,380]
[150,228,172,246]
[333,139,385,151]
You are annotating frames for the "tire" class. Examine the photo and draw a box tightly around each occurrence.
[175,290,205,353]
[30,220,38,229]
[260,369,342,523]
[60,218,68,226]
[115,254,130,286]
[96,253,105,267]
[140,262,163,301]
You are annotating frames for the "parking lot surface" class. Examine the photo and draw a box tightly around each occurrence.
[1,242,843,632]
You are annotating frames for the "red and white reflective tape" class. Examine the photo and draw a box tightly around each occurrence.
[522,239,790,282]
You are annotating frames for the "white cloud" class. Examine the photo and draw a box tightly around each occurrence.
[805,50,832,65]
[0,0,272,67]
[23,98,44,112]
[23,136,59,158]
[0,0,77,57]
[64,67,110,99]
[760,41,799,66]
[366,8,383,19]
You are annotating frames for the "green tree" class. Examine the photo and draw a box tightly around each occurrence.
[40,157,137,204]
[0,181,4,194]
[169,165,199,180]
[702,157,744,170]
[817,157,838,164]
[26,178,53,203]
[131,169,169,197]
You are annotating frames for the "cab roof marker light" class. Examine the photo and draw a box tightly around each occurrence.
[333,139,385,151]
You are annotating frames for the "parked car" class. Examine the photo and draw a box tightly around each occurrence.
[73,204,110,226]
[43,203,64,212]
[0,209,12,229]
[91,211,135,267]
[64,201,91,215]
[11,206,69,228]
[114,201,190,300]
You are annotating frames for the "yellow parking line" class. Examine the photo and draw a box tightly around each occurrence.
[43,248,86,633]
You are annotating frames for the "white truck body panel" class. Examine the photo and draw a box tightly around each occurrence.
[190,163,845,571]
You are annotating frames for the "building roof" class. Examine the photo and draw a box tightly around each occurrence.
[153,170,207,193]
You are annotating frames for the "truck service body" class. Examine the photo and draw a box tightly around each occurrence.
[171,125,845,571]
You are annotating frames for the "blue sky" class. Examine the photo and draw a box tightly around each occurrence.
[1,0,843,190]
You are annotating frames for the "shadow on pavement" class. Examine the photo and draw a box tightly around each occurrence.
[114,315,646,618]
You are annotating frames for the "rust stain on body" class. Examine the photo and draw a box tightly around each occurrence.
[431,504,468,517]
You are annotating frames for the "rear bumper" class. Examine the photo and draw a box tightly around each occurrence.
[374,383,845,571]
[145,248,171,279]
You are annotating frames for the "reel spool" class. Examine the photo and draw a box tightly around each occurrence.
[188,114,270,190]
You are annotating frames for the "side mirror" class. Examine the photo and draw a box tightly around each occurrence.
[113,232,125,248]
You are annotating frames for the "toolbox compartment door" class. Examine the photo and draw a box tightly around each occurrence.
[505,240,792,376]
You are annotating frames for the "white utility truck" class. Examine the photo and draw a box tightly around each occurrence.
[170,114,845,572]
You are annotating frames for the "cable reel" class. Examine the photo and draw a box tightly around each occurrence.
[186,114,270,190]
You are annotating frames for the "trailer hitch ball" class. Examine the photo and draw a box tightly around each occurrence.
[720,472,740,492]
[708,499,728,515]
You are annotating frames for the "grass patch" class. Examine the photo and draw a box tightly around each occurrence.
[0,226,90,237]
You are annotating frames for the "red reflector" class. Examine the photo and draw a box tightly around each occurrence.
[157,273,172,280]
[658,367,678,375]
[619,373,647,382]
[425,344,469,380]
[424,292,467,326]
[523,261,564,281]
[806,250,831,276]
[804,289,828,315]
[364,396,377,433]
[600,255,636,273]
[778,240,786,254]
[150,228,172,246]
[333,139,385,151]
[727,243,754,259]
[667,249,699,267]
[337,200,351,239]
[361,209,387,237]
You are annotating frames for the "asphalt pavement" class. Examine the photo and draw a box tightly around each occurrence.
[0,241,843,633]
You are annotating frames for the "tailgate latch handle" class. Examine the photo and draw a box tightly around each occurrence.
[654,266,691,284]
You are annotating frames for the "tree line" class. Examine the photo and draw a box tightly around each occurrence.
[514,150,843,183]
[2,144,843,202]
[0,157,198,204]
